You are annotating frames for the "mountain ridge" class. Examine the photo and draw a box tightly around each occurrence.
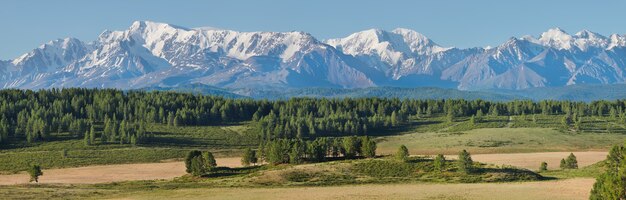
[2,20,626,91]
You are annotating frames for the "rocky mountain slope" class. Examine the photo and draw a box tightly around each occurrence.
[2,21,626,90]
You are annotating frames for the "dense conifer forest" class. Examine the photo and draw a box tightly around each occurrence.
[2,88,626,147]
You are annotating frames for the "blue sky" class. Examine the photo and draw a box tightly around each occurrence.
[2,0,626,59]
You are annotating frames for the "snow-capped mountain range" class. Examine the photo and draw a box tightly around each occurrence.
[2,21,626,90]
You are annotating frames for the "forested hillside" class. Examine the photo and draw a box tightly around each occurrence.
[2,88,626,147]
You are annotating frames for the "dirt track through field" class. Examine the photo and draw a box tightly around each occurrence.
[0,157,242,185]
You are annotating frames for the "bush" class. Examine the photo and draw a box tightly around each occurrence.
[560,153,578,169]
[433,154,446,172]
[283,170,314,182]
[539,161,548,171]
[352,160,413,178]
[395,145,409,162]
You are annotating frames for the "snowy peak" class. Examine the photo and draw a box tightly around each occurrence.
[11,37,91,72]
[3,21,626,91]
[609,34,626,49]
[326,28,447,66]
[392,28,449,55]
[538,28,574,50]
[527,28,618,51]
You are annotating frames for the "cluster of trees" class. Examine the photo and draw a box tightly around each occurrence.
[590,144,626,199]
[4,88,626,146]
[559,153,579,169]
[0,89,259,146]
[260,136,377,165]
[254,99,410,140]
[241,148,258,166]
[184,150,217,176]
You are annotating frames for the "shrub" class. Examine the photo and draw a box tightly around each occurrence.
[539,161,548,171]
[433,154,446,172]
[395,145,409,162]
[352,160,413,178]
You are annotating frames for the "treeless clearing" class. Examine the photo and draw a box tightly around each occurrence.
[106,178,595,200]
[467,151,607,170]
[0,157,242,185]
[0,151,607,185]
[377,128,625,155]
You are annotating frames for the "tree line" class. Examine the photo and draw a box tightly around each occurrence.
[3,88,626,146]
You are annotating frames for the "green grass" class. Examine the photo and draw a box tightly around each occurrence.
[540,160,607,179]
[0,123,257,173]
[0,156,606,200]
[377,127,626,155]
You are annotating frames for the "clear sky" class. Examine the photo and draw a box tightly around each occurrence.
[2,0,626,59]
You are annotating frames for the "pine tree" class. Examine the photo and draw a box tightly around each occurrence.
[185,150,203,173]
[203,151,217,169]
[83,131,90,146]
[395,145,409,162]
[89,125,95,145]
[390,111,399,126]
[360,136,377,158]
[457,149,474,174]
[241,148,257,167]
[589,143,626,199]
[434,154,446,172]
[289,140,305,164]
[447,110,455,123]
[565,153,578,169]
[189,156,205,176]
[28,164,43,183]
[342,136,358,158]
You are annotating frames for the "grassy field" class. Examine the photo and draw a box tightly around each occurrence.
[102,178,595,200]
[0,178,595,200]
[0,114,622,199]
[377,127,626,155]
[0,123,255,173]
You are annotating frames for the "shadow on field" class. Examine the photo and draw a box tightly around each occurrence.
[202,166,263,178]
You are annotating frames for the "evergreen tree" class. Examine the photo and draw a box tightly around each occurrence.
[28,164,43,183]
[83,131,90,146]
[395,145,409,162]
[189,156,206,176]
[289,140,305,164]
[241,148,257,167]
[360,136,377,158]
[565,153,578,169]
[457,149,474,174]
[342,136,358,158]
[589,143,626,199]
[89,125,95,145]
[433,154,446,172]
[185,150,203,173]
[391,111,399,126]
[203,151,217,169]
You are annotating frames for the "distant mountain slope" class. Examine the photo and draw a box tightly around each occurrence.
[140,83,245,98]
[490,84,626,101]
[228,86,522,101]
[2,21,626,91]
